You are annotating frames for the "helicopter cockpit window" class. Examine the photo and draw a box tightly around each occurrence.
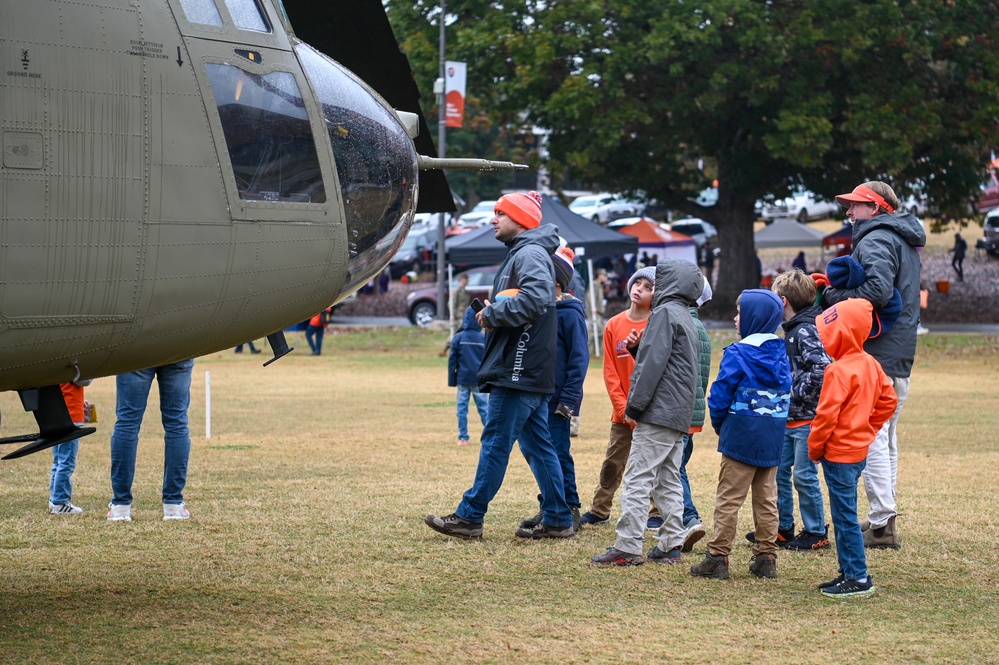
[295,44,418,293]
[206,63,325,204]
[224,0,270,33]
[178,0,223,26]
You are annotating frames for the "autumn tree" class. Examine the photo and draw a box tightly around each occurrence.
[386,0,999,312]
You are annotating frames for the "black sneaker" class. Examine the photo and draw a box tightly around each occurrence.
[646,516,665,530]
[424,513,483,540]
[745,526,795,547]
[818,574,846,590]
[820,575,875,599]
[579,511,610,526]
[785,528,831,551]
[591,547,644,566]
[647,545,682,565]
[749,553,778,579]
[518,510,543,530]
[515,522,575,539]
[690,553,730,579]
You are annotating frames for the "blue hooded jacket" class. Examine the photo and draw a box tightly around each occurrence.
[708,289,792,467]
[550,295,589,416]
[449,306,486,387]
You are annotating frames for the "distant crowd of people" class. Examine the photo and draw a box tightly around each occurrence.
[428,181,924,600]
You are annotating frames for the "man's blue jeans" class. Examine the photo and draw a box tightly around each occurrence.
[777,424,825,534]
[305,325,324,354]
[455,384,488,441]
[110,359,194,505]
[49,439,80,505]
[456,387,571,528]
[547,413,579,508]
[822,458,868,580]
[679,434,700,526]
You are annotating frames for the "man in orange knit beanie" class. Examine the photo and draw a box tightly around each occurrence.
[426,191,575,540]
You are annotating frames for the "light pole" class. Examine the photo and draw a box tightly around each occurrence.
[435,0,448,320]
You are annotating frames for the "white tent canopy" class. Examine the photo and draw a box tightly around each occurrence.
[754,217,827,248]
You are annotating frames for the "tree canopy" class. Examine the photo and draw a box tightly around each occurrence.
[385,0,999,311]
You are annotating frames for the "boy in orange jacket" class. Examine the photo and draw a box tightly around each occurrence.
[810,298,897,599]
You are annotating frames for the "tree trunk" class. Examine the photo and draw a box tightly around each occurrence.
[699,189,759,320]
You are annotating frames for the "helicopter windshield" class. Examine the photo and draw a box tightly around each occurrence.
[206,64,326,204]
[296,43,418,296]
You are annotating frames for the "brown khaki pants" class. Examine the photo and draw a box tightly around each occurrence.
[706,455,778,556]
[587,422,660,520]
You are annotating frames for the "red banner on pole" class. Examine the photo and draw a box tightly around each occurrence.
[445,61,467,128]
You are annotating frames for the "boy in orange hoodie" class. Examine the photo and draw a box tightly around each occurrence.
[810,298,897,599]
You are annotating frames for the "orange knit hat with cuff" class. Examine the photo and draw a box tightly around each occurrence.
[494,191,543,229]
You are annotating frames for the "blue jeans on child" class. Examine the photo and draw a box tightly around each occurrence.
[822,458,868,580]
[110,359,194,506]
[456,384,488,441]
[456,387,571,528]
[679,433,700,526]
[777,424,825,534]
[49,439,80,505]
[547,412,579,508]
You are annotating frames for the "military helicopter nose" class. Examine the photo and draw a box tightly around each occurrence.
[296,44,419,298]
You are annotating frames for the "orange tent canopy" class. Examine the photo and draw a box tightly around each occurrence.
[617,219,697,247]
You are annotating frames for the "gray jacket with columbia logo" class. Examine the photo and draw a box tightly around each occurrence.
[476,224,559,394]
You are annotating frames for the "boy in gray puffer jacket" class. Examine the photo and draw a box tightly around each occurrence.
[590,259,703,567]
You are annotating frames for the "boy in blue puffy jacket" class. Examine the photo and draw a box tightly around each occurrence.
[691,289,791,580]
[448,305,489,446]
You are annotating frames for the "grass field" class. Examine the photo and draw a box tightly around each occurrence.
[1,327,997,664]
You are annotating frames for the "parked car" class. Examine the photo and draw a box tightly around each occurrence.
[406,265,499,326]
[457,200,498,229]
[568,193,639,224]
[761,188,839,223]
[982,209,999,257]
[667,218,718,248]
[388,227,437,279]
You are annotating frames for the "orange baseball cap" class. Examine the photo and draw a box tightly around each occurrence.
[835,185,895,213]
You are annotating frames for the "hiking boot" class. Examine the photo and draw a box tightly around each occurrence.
[571,507,581,533]
[515,522,575,539]
[785,527,831,551]
[518,510,543,530]
[749,553,778,579]
[746,525,794,548]
[818,573,846,590]
[424,513,483,540]
[163,502,190,521]
[646,516,664,531]
[681,521,706,552]
[647,545,682,565]
[48,501,83,515]
[690,553,730,579]
[107,503,132,522]
[579,511,610,527]
[821,575,876,599]
[863,515,901,549]
[591,547,644,566]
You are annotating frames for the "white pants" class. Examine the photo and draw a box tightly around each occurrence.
[613,422,686,556]
[864,376,909,527]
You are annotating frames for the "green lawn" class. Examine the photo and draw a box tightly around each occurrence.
[1,328,996,663]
